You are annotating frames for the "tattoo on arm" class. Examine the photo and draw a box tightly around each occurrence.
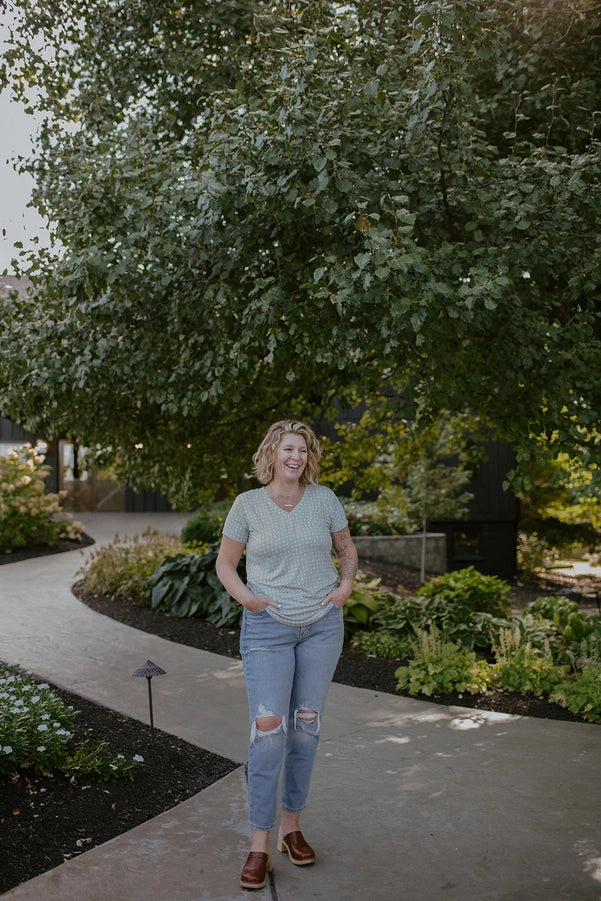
[332,528,358,583]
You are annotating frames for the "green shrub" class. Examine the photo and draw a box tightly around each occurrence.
[181,503,229,545]
[551,664,601,724]
[148,547,243,627]
[373,593,426,634]
[372,588,513,653]
[0,444,84,554]
[489,628,567,695]
[394,628,490,697]
[420,596,513,651]
[78,527,189,604]
[519,597,601,667]
[342,573,381,637]
[524,595,593,643]
[525,595,580,627]
[418,566,511,618]
[351,629,412,659]
[0,665,141,780]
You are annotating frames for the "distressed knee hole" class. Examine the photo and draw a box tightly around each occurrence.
[250,709,286,745]
[256,715,282,732]
[295,708,320,735]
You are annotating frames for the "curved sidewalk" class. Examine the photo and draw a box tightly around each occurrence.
[1,513,600,901]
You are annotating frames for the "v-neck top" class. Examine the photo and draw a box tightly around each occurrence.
[222,484,348,625]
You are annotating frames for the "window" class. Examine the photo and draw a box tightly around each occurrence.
[453,527,481,558]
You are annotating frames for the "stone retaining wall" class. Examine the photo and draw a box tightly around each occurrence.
[352,533,447,574]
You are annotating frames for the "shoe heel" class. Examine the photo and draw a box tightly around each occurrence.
[267,854,273,872]
[276,835,286,853]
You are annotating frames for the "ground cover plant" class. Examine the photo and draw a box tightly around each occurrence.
[395,628,490,698]
[0,664,141,780]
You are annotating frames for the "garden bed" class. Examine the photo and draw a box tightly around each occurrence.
[1,543,599,894]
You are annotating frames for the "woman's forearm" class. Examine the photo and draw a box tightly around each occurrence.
[338,551,358,591]
[216,560,255,607]
[332,527,358,594]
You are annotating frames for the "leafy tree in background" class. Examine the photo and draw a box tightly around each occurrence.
[1,0,600,507]
[321,401,478,580]
[516,449,601,566]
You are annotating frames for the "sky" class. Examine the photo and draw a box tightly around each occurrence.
[0,14,50,275]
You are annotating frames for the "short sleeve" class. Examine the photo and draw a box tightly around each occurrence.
[222,495,249,544]
[329,490,348,533]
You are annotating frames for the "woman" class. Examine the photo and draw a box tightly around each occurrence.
[216,419,358,890]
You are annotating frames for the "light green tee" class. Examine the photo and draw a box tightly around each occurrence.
[223,484,348,626]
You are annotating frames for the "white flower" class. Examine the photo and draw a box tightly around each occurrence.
[2,745,14,754]
[133,754,144,763]
[37,724,48,732]
[36,746,46,752]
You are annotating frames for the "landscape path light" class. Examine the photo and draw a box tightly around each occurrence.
[132,660,166,746]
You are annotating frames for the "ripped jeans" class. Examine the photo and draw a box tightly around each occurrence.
[240,604,344,831]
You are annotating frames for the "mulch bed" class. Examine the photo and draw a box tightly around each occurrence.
[0,691,237,894]
[1,539,599,894]
[0,533,96,565]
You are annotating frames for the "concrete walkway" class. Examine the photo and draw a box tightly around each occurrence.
[1,512,600,901]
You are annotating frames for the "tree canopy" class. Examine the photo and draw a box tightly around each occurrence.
[1,0,600,506]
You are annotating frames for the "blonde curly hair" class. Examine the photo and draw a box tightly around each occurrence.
[252,420,322,486]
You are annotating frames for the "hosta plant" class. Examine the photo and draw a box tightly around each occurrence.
[372,590,513,654]
[342,573,381,637]
[418,566,511,618]
[148,547,243,627]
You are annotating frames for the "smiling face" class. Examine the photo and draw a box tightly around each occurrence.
[272,432,308,486]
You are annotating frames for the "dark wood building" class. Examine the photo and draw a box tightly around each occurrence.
[429,441,519,581]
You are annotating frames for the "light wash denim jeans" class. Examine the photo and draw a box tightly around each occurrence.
[240,604,344,831]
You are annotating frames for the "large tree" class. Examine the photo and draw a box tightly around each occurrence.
[1,0,600,506]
